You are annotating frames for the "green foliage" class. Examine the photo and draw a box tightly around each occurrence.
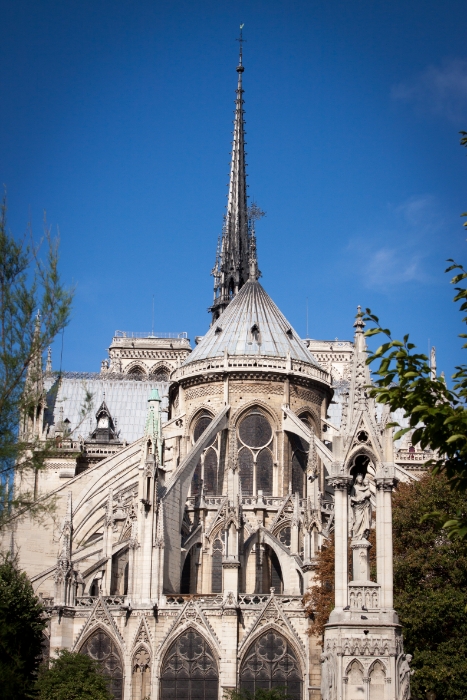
[224,687,291,700]
[393,473,467,700]
[36,649,113,700]
[0,194,76,530]
[0,554,47,700]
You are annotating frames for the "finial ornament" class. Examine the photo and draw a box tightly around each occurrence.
[353,304,365,332]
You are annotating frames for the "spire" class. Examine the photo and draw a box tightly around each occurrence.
[210,27,250,322]
[45,346,52,374]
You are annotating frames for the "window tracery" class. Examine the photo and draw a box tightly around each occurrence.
[237,410,273,496]
[160,629,218,700]
[80,629,123,700]
[191,413,219,497]
[240,631,302,700]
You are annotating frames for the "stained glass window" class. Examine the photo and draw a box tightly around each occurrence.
[239,448,254,495]
[240,631,302,700]
[204,447,218,495]
[290,433,308,497]
[256,448,273,496]
[239,413,272,448]
[160,629,218,700]
[80,629,123,700]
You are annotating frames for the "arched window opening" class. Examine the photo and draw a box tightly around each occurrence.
[369,660,386,700]
[350,454,370,480]
[211,537,223,593]
[181,546,199,594]
[110,548,129,595]
[80,629,123,700]
[191,414,219,497]
[204,447,218,496]
[151,367,170,382]
[89,579,100,597]
[132,647,151,700]
[128,366,145,377]
[289,433,308,498]
[160,629,218,700]
[258,545,283,594]
[240,631,302,700]
[228,280,235,299]
[237,410,273,497]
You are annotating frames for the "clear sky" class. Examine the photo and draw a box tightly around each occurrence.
[1,0,466,378]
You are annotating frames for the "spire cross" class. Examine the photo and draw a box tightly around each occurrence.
[236,24,246,65]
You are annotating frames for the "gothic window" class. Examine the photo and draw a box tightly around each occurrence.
[110,548,129,595]
[270,548,283,593]
[257,545,283,594]
[289,433,308,498]
[192,414,219,497]
[204,447,218,495]
[160,629,218,700]
[80,629,124,700]
[369,660,386,700]
[151,367,170,381]
[132,647,151,700]
[211,537,223,593]
[237,410,273,496]
[128,365,145,376]
[240,631,302,700]
[239,448,254,495]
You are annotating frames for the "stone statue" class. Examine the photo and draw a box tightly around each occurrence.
[320,650,337,700]
[398,653,413,700]
[350,473,372,540]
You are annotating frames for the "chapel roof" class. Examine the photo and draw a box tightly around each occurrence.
[184,279,321,367]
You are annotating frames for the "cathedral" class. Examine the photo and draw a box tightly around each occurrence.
[4,41,428,700]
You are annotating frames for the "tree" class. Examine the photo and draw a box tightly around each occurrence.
[36,649,113,700]
[0,554,47,700]
[0,194,74,530]
[304,474,467,700]
[392,473,467,700]
[224,688,291,700]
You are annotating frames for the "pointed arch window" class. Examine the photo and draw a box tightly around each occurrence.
[80,629,123,700]
[191,414,220,497]
[289,433,308,497]
[240,630,302,700]
[160,629,218,700]
[237,410,273,496]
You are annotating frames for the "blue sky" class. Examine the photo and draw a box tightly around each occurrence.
[1,0,466,378]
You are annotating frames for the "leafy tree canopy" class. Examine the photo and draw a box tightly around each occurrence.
[0,195,80,530]
[36,649,113,700]
[0,555,47,700]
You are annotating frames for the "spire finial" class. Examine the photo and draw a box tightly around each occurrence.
[236,23,245,70]
[353,305,365,333]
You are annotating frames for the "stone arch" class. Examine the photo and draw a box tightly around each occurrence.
[239,628,303,700]
[186,404,215,438]
[235,404,275,497]
[149,362,172,381]
[231,400,280,431]
[132,645,151,700]
[346,659,365,698]
[261,529,298,594]
[346,444,379,475]
[368,658,386,700]
[159,627,219,700]
[125,360,149,377]
[296,408,320,434]
[79,626,124,700]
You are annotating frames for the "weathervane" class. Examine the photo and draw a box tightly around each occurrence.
[236,23,245,65]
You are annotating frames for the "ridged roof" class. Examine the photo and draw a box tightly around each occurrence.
[185,280,321,367]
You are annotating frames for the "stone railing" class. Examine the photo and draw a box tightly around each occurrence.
[321,500,334,514]
[348,583,380,611]
[396,450,433,463]
[173,354,329,385]
[39,596,54,608]
[75,595,125,607]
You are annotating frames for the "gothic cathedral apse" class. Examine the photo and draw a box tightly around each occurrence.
[4,35,425,700]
